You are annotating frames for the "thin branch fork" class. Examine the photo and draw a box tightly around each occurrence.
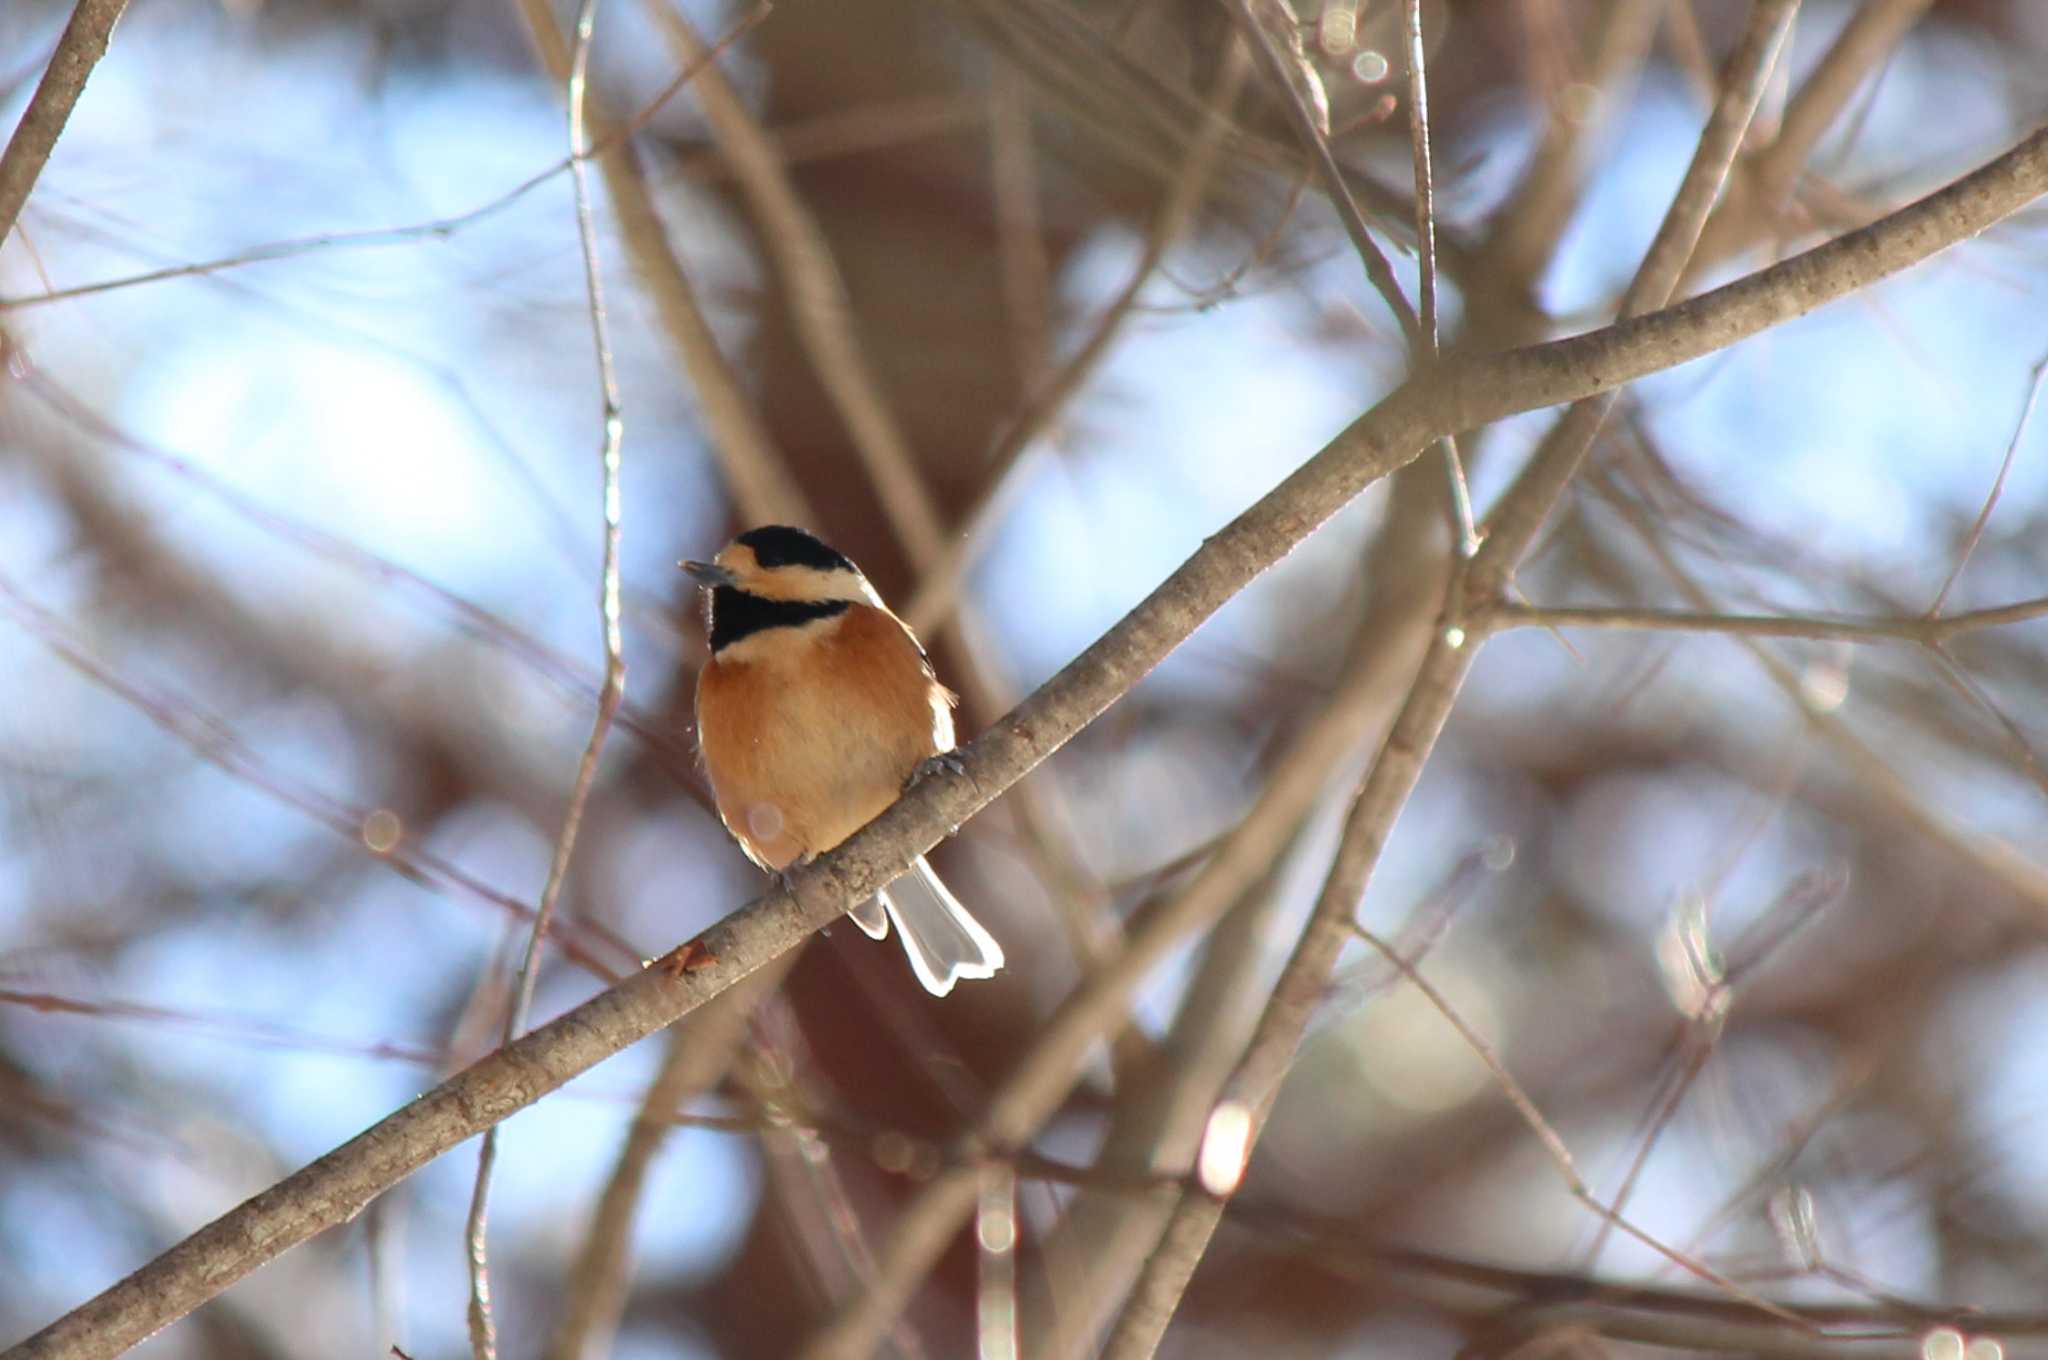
[6,118,2047,1360]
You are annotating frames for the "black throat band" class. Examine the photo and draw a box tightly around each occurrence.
[708,587,850,652]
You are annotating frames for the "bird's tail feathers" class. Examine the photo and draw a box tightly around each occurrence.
[876,856,1005,997]
[848,896,888,939]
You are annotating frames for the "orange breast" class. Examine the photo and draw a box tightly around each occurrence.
[696,604,954,870]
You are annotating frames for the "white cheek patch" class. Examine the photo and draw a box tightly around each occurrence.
[746,801,786,846]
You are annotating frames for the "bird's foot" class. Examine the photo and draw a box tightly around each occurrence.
[907,753,972,835]
[771,855,839,927]
[908,750,969,788]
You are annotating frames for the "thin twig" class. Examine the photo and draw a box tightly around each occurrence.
[1347,902,1821,1338]
[0,576,633,978]
[465,0,631,1353]
[0,0,129,247]
[0,987,442,1066]
[537,0,808,527]
[1490,596,2048,644]
[1403,0,1438,358]
[989,65,1052,390]
[1922,643,2048,797]
[1224,0,1419,344]
[0,7,767,311]
[1347,921,1579,1177]
[642,0,940,556]
[1604,431,2048,914]
[1693,0,1935,268]
[1927,352,2048,616]
[1580,868,1847,1269]
[900,36,1251,637]
[1402,0,1476,554]
[1240,1205,2048,1351]
[9,111,2046,1360]
[1576,1005,1723,1273]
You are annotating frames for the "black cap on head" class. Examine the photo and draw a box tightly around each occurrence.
[736,525,855,573]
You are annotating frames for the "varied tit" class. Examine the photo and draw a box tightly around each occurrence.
[681,525,1005,997]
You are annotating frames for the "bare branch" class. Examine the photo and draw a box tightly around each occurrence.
[1694,0,1935,267]
[0,0,129,247]
[1224,0,1419,343]
[1601,440,2048,913]
[900,36,1252,637]
[465,0,632,1349]
[1928,353,2048,616]
[1490,596,2048,644]
[0,8,767,312]
[795,621,1423,1360]
[7,99,2046,1360]
[1401,0,1476,553]
[511,0,807,528]
[643,0,940,556]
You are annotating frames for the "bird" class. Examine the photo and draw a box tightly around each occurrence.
[681,525,1005,997]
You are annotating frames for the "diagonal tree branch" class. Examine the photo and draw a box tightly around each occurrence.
[0,0,128,248]
[6,109,2046,1360]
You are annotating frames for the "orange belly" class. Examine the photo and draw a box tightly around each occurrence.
[695,603,953,870]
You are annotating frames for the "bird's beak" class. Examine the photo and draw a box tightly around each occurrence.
[681,559,739,588]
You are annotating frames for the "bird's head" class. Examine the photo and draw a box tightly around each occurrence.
[682,525,876,605]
